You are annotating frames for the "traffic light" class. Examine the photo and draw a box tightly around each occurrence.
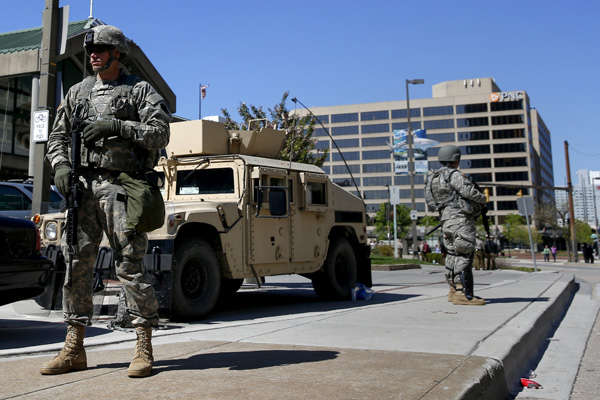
[483,187,490,202]
[516,189,523,197]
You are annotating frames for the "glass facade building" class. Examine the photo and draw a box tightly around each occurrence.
[298,78,555,228]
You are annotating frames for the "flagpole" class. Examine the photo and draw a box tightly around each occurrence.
[199,83,202,120]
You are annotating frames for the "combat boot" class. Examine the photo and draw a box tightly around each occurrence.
[128,327,153,378]
[452,290,485,306]
[448,284,457,302]
[40,325,87,374]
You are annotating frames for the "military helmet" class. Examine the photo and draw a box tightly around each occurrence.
[84,25,129,54]
[438,145,461,163]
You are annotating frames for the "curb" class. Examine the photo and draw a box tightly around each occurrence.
[462,274,576,399]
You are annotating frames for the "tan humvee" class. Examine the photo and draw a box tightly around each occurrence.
[35,120,371,321]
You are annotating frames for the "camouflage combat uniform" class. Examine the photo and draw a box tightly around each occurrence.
[46,70,171,328]
[425,166,486,287]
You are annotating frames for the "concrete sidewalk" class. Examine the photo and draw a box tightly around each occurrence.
[0,267,584,400]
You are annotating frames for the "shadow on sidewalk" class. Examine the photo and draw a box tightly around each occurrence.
[95,349,340,373]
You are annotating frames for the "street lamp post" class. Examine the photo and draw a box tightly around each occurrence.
[406,79,424,258]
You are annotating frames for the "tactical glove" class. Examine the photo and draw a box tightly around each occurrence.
[54,163,71,197]
[82,120,121,144]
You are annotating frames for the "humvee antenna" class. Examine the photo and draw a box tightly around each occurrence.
[291,97,363,202]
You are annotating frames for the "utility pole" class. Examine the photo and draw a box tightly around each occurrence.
[32,0,60,214]
[565,141,578,262]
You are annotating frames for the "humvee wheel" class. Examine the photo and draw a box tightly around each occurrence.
[171,239,221,321]
[311,238,357,300]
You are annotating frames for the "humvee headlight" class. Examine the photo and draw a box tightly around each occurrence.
[44,222,58,241]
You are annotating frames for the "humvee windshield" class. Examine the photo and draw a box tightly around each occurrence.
[177,168,235,195]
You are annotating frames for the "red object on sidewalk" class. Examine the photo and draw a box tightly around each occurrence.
[520,378,543,389]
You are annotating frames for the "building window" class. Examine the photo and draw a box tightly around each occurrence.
[457,131,489,141]
[332,164,360,174]
[428,132,456,142]
[497,187,528,196]
[315,115,329,124]
[392,121,422,131]
[391,109,421,119]
[362,136,391,147]
[423,105,453,117]
[491,114,524,125]
[491,100,523,111]
[361,123,390,134]
[336,138,359,148]
[331,126,359,136]
[460,159,491,169]
[459,145,490,155]
[362,150,391,160]
[363,176,392,186]
[456,103,487,114]
[493,143,526,153]
[363,163,392,173]
[468,173,492,183]
[495,171,529,181]
[316,140,329,150]
[457,117,488,128]
[493,128,525,139]
[314,128,328,137]
[332,151,360,161]
[361,110,389,121]
[331,112,359,123]
[394,175,424,185]
[0,76,33,166]
[494,158,528,168]
[363,190,389,200]
[496,201,518,210]
[424,119,454,130]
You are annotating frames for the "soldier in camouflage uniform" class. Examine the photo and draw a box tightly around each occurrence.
[425,145,487,305]
[40,25,171,378]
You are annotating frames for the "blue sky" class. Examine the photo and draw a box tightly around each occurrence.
[3,0,599,186]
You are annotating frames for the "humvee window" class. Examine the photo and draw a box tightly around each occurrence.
[177,168,235,195]
[269,177,294,203]
[307,181,326,205]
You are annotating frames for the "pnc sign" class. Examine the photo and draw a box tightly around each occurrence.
[490,91,525,102]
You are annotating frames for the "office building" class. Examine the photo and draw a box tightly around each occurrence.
[555,169,600,229]
[297,78,554,229]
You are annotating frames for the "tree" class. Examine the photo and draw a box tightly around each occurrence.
[373,203,411,241]
[576,219,593,246]
[221,92,328,166]
[421,215,440,238]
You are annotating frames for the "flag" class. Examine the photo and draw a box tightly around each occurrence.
[201,84,210,99]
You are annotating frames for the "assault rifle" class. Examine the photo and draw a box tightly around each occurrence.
[65,105,86,286]
[473,182,490,236]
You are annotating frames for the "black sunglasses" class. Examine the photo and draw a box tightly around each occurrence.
[85,44,115,56]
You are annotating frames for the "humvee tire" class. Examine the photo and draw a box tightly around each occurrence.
[171,238,221,320]
[311,238,357,300]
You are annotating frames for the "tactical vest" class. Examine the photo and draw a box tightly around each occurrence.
[425,168,459,212]
[74,74,155,172]
[425,167,482,218]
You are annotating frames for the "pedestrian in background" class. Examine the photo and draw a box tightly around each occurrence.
[543,245,550,262]
[474,234,485,270]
